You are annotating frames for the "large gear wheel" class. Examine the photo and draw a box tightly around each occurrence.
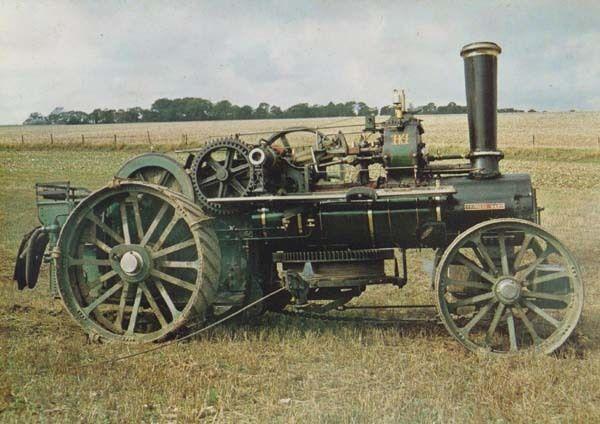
[191,137,254,215]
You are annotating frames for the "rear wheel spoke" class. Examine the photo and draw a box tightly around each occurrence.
[126,286,143,335]
[154,280,180,319]
[152,239,196,259]
[83,281,123,314]
[140,282,168,328]
[120,203,131,244]
[86,213,124,244]
[115,281,130,330]
[140,203,169,246]
[153,215,181,251]
[150,269,196,291]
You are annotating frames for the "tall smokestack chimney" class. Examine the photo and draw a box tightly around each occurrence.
[461,42,502,178]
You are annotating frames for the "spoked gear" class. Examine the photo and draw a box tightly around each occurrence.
[191,137,255,215]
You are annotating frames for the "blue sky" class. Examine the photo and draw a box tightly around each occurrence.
[1,0,599,124]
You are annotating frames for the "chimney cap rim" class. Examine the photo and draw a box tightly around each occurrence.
[461,42,502,58]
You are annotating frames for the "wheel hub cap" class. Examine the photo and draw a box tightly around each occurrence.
[120,251,143,276]
[495,278,521,304]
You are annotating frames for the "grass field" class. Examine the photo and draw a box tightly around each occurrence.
[1,117,600,422]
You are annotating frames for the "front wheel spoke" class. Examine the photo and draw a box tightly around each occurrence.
[83,281,124,314]
[523,300,560,328]
[460,300,496,335]
[157,260,199,269]
[126,286,143,335]
[473,239,498,275]
[486,303,506,344]
[120,202,131,244]
[140,282,168,328]
[140,203,169,246]
[150,269,196,291]
[513,234,533,270]
[498,232,510,275]
[529,271,569,287]
[152,239,196,259]
[86,213,124,244]
[449,291,495,308]
[507,309,518,351]
[446,278,490,291]
[455,253,496,284]
[517,247,554,280]
[522,290,570,304]
[154,280,181,319]
[514,305,542,345]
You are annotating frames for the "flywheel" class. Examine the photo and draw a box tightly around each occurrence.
[191,137,254,215]
[56,181,221,342]
[115,152,196,200]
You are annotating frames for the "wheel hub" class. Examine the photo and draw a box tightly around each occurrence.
[215,167,229,181]
[110,244,153,283]
[495,277,521,304]
[120,251,143,276]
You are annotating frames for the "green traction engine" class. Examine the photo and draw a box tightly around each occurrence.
[14,42,583,354]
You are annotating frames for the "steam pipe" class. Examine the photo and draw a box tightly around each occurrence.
[461,42,502,178]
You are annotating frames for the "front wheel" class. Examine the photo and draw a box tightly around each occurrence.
[435,218,583,354]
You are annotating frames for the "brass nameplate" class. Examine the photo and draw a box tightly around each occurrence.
[464,202,506,211]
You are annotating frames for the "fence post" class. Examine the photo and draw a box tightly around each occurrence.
[597,136,599,148]
[185,134,188,145]
[21,134,24,145]
[147,130,153,151]
[114,134,117,148]
[50,133,54,145]
[532,134,535,146]
[81,134,85,146]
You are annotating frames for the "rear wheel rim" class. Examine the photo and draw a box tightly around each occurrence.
[57,183,207,342]
[435,219,583,354]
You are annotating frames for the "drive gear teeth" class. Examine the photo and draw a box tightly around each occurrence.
[190,137,255,215]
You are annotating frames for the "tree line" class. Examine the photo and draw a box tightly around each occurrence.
[23,98,527,125]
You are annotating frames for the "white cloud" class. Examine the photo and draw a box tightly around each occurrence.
[0,0,599,124]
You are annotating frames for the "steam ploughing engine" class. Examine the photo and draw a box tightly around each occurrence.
[14,42,583,354]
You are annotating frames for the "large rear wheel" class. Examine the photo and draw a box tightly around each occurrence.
[56,181,220,342]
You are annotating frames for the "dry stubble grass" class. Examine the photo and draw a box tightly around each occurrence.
[1,131,600,422]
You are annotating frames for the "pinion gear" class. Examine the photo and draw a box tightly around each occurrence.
[191,137,255,215]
